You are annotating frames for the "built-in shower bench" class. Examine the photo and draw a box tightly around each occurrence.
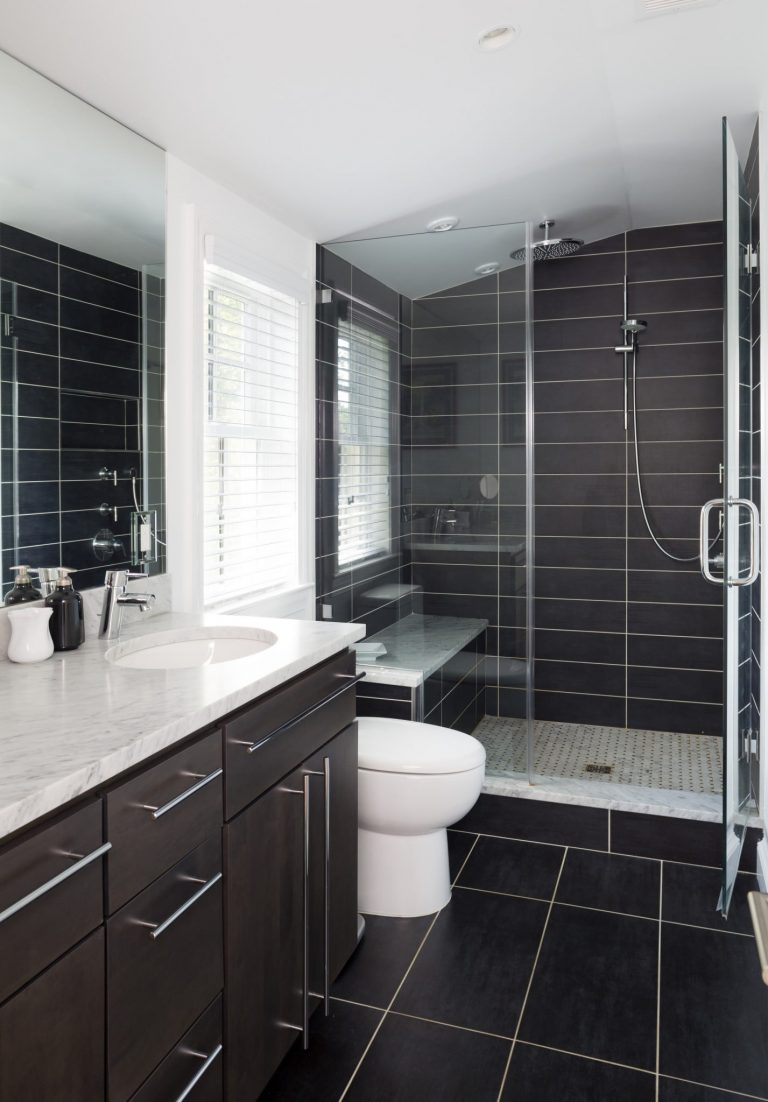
[355,612,487,733]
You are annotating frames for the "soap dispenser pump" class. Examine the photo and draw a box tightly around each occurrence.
[4,565,43,606]
[45,567,85,651]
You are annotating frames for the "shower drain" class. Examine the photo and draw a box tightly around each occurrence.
[585,763,613,775]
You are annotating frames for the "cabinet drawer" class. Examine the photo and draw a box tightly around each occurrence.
[0,928,105,1102]
[106,729,223,912]
[225,649,356,818]
[0,800,105,1003]
[130,996,222,1102]
[107,833,223,1102]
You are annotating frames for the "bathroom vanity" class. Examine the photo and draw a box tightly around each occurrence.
[0,613,364,1101]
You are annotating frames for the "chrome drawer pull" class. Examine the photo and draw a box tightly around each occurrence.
[284,775,311,1048]
[144,768,223,819]
[174,1043,222,1102]
[0,841,112,926]
[149,872,222,939]
[244,672,365,753]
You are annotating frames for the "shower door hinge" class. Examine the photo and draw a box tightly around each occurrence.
[744,246,759,274]
[744,731,759,761]
[719,462,724,485]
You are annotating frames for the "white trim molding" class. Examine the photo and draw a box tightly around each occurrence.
[165,155,315,618]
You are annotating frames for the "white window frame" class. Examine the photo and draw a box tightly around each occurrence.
[165,158,314,619]
[336,316,393,570]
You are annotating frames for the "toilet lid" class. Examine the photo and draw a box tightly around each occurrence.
[357,717,486,775]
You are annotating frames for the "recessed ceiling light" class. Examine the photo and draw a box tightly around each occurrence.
[477,25,518,51]
[426,216,459,233]
[474,261,500,276]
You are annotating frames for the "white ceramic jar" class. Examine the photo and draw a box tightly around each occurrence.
[7,607,54,663]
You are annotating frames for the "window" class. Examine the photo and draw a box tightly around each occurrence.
[203,261,301,607]
[337,318,392,567]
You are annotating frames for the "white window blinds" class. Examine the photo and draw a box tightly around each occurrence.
[203,262,301,607]
[337,319,392,567]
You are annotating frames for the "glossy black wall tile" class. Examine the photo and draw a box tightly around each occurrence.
[0,222,165,595]
[532,222,726,735]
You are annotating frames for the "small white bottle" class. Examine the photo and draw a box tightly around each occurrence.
[7,607,55,663]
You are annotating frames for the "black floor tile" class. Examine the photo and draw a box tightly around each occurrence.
[345,1013,509,1102]
[659,1077,762,1102]
[659,923,768,1097]
[456,835,564,900]
[612,814,760,874]
[611,810,722,866]
[455,793,609,850]
[333,915,434,1009]
[259,1000,382,1101]
[519,906,658,1070]
[394,888,548,1036]
[447,830,477,881]
[662,862,759,936]
[556,849,661,919]
[500,1042,656,1101]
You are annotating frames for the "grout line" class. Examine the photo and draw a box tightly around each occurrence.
[495,848,569,1102]
[337,902,444,1100]
[451,834,480,886]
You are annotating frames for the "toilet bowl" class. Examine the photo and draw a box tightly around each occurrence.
[357,717,486,918]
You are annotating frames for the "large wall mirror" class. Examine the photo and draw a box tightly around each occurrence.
[0,50,165,598]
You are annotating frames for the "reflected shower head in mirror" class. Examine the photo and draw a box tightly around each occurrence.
[510,220,584,262]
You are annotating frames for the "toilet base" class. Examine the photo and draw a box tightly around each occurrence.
[358,826,452,917]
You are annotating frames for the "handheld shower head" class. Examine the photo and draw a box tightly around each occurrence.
[621,318,647,335]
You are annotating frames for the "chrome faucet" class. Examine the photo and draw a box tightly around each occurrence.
[99,569,156,640]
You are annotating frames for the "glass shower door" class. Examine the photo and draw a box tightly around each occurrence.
[712,117,760,915]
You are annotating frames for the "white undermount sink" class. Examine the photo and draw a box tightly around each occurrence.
[105,627,278,670]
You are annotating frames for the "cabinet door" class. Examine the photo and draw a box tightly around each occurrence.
[306,721,359,1000]
[0,928,104,1101]
[224,766,304,1102]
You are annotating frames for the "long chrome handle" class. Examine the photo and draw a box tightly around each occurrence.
[144,768,223,819]
[0,842,112,926]
[700,498,725,585]
[728,497,760,587]
[149,871,222,939]
[306,758,331,1016]
[283,776,311,1049]
[173,1043,223,1102]
[244,672,365,754]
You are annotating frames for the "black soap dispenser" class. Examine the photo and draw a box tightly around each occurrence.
[45,567,85,651]
[4,564,43,605]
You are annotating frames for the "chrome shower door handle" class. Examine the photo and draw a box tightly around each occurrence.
[700,498,725,585]
[727,497,760,587]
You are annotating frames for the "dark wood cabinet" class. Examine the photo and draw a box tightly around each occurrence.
[107,833,224,1102]
[306,722,359,995]
[225,765,305,1100]
[225,720,359,1100]
[0,929,105,1101]
[0,647,359,1102]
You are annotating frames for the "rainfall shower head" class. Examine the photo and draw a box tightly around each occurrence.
[621,318,647,334]
[510,220,584,262]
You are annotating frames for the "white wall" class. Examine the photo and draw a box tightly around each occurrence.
[165,155,316,617]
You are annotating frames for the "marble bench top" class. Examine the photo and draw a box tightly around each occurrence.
[356,613,488,688]
[0,611,364,841]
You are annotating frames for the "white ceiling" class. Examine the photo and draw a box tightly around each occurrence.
[0,0,764,249]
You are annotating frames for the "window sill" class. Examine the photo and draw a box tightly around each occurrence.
[205,583,315,621]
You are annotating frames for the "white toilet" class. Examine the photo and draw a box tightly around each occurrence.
[357,716,486,918]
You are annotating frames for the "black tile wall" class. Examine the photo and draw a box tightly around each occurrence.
[0,222,165,596]
[533,222,726,736]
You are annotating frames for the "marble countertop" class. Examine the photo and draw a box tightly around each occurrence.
[0,611,365,841]
[356,613,488,687]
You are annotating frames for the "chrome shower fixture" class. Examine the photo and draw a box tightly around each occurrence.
[510,220,584,262]
[615,317,647,353]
